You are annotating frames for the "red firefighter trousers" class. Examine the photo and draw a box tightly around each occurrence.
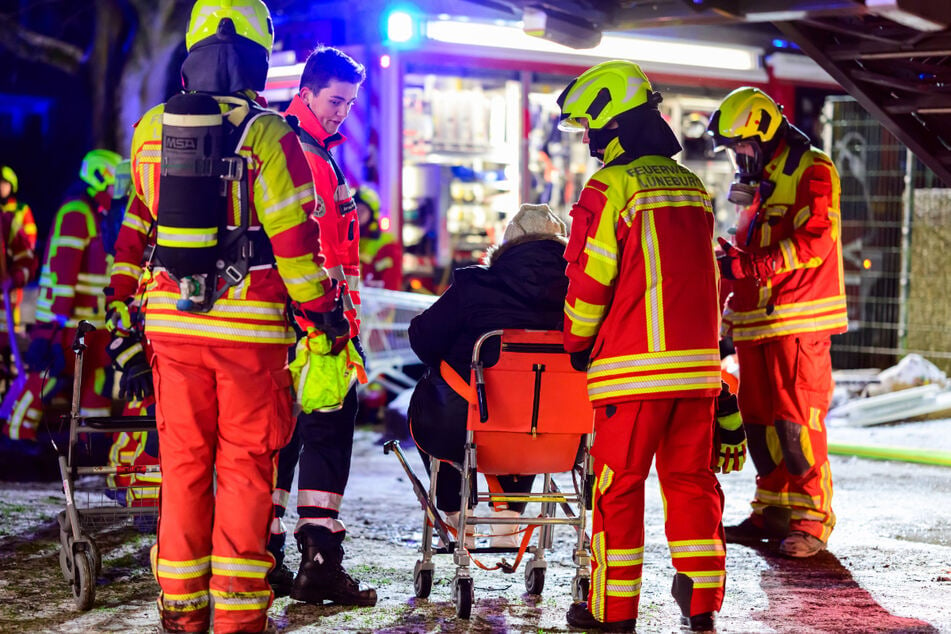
[588,398,725,623]
[151,341,294,633]
[735,334,835,542]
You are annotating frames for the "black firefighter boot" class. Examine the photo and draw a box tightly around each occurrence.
[290,525,377,606]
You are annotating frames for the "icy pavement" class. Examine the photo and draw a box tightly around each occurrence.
[1,421,950,633]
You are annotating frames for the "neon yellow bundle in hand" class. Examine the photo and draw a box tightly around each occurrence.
[289,329,368,413]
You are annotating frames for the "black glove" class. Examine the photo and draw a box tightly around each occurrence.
[298,279,350,339]
[119,356,154,402]
[304,308,349,339]
[107,333,154,402]
[570,348,592,372]
[25,336,65,376]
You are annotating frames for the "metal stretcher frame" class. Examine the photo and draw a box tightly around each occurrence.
[386,328,594,619]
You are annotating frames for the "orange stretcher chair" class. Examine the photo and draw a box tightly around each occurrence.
[385,329,595,619]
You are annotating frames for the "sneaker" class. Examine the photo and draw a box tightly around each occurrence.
[681,611,716,632]
[490,509,522,549]
[778,531,826,558]
[268,561,294,598]
[566,601,636,632]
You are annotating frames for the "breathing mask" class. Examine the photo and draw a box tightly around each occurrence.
[726,141,768,206]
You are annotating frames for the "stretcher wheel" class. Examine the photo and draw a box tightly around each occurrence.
[72,550,96,611]
[525,566,545,595]
[452,576,473,619]
[414,567,433,598]
[572,575,590,603]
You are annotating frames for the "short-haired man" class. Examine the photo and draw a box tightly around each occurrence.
[271,45,376,606]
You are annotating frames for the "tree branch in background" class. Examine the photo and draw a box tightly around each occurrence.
[0,12,84,75]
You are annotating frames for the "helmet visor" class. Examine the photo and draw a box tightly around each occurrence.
[558,115,589,133]
[558,116,587,132]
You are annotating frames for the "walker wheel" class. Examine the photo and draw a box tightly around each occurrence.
[72,550,96,611]
[87,537,102,577]
[59,544,72,581]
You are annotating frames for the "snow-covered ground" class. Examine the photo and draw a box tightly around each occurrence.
[1,419,950,633]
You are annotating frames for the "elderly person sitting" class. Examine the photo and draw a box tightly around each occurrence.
[408,203,569,547]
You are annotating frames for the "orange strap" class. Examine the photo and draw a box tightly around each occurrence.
[484,475,508,511]
[440,360,476,404]
[468,522,539,573]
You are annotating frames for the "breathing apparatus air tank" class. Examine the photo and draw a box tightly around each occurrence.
[157,92,225,311]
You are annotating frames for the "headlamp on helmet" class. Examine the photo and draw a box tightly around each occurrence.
[186,0,274,57]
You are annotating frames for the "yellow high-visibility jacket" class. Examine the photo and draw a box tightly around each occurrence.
[118,92,333,348]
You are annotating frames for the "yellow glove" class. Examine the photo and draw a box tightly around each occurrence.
[716,410,746,474]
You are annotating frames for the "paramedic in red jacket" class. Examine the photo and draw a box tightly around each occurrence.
[708,87,845,559]
[272,45,376,607]
[558,61,725,632]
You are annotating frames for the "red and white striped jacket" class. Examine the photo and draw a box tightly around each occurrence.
[563,144,721,405]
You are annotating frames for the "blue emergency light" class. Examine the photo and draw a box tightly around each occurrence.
[384,7,420,47]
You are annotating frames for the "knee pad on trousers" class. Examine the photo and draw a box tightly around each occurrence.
[774,419,814,477]
[671,572,693,618]
[746,424,779,477]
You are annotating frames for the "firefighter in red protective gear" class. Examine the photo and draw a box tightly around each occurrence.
[708,86,845,558]
[268,45,376,607]
[115,2,339,631]
[355,185,401,290]
[557,61,726,632]
[103,161,160,509]
[4,150,119,446]
[0,165,38,389]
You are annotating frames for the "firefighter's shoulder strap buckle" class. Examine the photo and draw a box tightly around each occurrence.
[223,265,243,284]
[220,156,244,181]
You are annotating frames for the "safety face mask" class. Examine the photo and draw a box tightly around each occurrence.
[728,179,759,206]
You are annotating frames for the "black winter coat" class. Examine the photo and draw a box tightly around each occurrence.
[408,238,568,437]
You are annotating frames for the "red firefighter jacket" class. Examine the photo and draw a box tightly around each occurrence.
[285,95,361,336]
[1,196,37,251]
[112,91,334,348]
[563,143,721,406]
[360,232,401,290]
[0,196,38,333]
[723,140,847,343]
[37,192,109,328]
